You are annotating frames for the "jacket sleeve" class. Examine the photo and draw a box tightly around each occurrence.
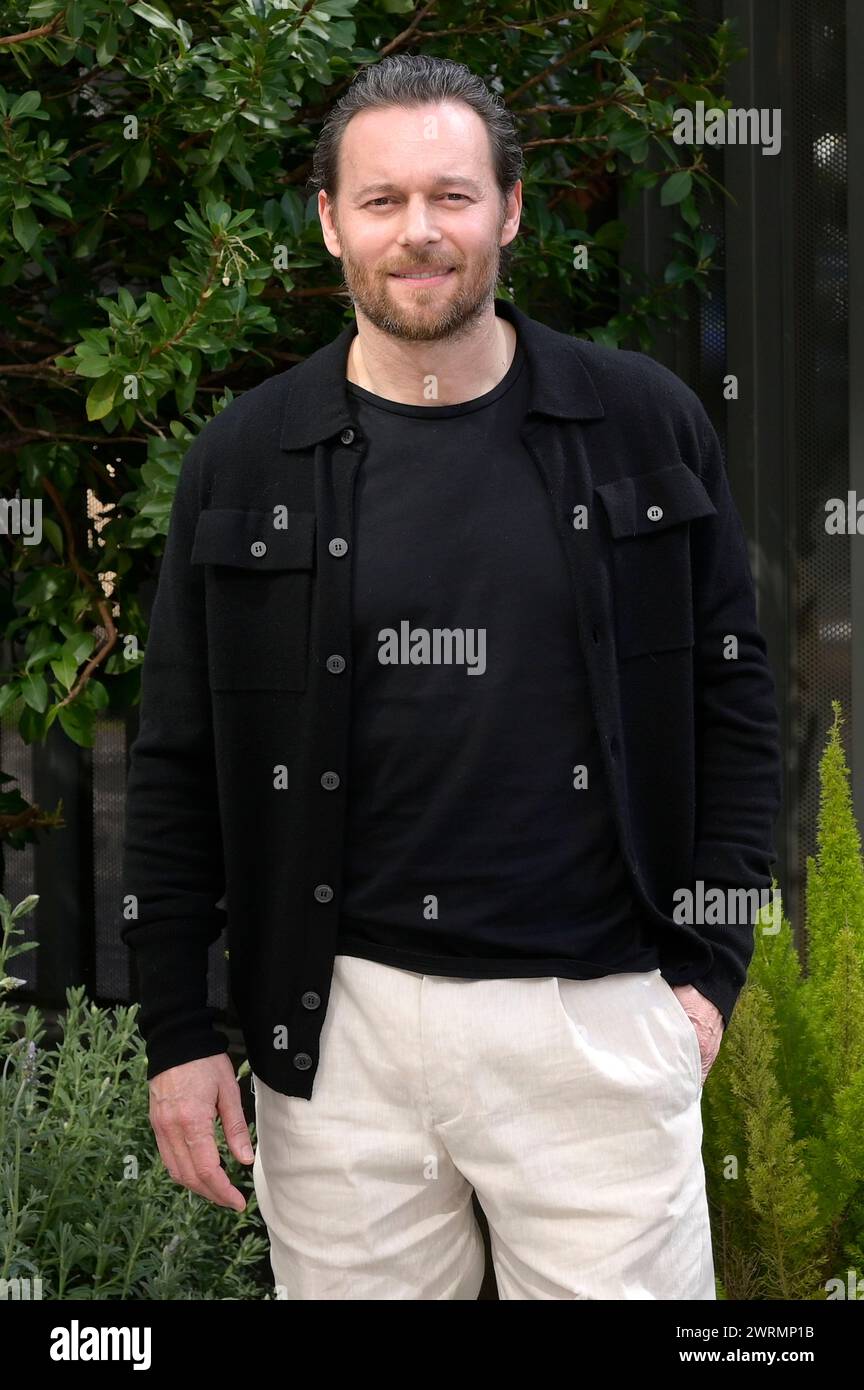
[121,436,230,1080]
[685,410,784,1027]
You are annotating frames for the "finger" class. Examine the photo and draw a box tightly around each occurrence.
[153,1126,212,1201]
[177,1119,247,1210]
[217,1077,255,1164]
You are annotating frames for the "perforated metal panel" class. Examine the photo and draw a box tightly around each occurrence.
[93,715,131,1000]
[789,0,849,937]
[685,0,849,934]
[0,729,37,990]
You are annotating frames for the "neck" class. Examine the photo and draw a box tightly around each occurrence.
[346,304,517,406]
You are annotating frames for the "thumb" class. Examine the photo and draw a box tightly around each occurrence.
[218,1077,255,1164]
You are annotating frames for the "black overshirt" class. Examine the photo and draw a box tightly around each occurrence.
[121,298,783,1098]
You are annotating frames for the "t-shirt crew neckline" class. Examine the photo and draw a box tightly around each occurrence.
[345,329,527,419]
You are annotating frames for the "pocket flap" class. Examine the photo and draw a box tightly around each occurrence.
[191,508,316,570]
[594,463,717,539]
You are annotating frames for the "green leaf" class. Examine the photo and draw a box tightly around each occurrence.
[122,141,151,192]
[57,700,95,748]
[280,190,304,237]
[680,194,701,230]
[95,18,119,65]
[661,171,693,206]
[225,159,254,191]
[594,219,628,250]
[42,518,64,558]
[664,260,696,285]
[72,216,106,258]
[19,704,47,742]
[10,893,39,920]
[67,0,85,39]
[587,325,620,348]
[12,206,40,252]
[130,2,181,35]
[64,632,96,664]
[10,91,41,120]
[34,190,74,219]
[50,654,79,691]
[75,355,113,379]
[174,375,196,414]
[205,200,232,228]
[86,374,119,421]
[145,292,172,333]
[80,677,109,711]
[0,684,21,720]
[21,672,49,713]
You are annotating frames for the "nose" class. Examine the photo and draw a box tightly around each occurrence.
[395,194,445,247]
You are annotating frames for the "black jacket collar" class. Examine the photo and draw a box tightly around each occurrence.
[279,297,605,451]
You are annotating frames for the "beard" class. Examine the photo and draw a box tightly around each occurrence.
[332,214,513,344]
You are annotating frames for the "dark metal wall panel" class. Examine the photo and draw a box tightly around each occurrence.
[32,724,94,1003]
[785,0,850,940]
[94,714,131,1001]
[624,0,852,938]
[848,0,864,839]
[0,729,37,990]
[721,0,800,926]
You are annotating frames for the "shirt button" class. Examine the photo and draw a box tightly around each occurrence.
[250,540,267,557]
[646,504,663,521]
[320,771,340,790]
[293,1052,313,1071]
[340,428,355,445]
[301,991,321,1010]
[314,883,334,903]
[326,654,346,674]
[328,537,349,557]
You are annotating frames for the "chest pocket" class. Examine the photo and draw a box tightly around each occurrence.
[191,507,316,690]
[593,463,717,658]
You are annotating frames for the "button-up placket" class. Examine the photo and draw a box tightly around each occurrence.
[288,425,366,1080]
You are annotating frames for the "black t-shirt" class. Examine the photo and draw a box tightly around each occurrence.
[336,324,660,980]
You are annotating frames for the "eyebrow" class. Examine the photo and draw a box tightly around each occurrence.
[353,175,484,200]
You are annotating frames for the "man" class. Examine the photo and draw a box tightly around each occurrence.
[122,54,782,1300]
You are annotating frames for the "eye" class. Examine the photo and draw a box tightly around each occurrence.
[366,193,470,208]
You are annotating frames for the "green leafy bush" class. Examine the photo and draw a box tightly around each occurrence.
[0,0,741,754]
[703,701,864,1300]
[0,895,270,1299]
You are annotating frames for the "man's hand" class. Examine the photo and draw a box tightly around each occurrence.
[149,1053,255,1210]
[671,984,725,1086]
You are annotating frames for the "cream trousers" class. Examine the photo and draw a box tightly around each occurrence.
[251,954,715,1300]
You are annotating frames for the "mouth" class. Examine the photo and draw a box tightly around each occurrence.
[388,267,455,284]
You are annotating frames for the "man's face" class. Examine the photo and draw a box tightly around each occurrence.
[318,101,521,342]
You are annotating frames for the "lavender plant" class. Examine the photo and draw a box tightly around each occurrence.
[0,894,271,1299]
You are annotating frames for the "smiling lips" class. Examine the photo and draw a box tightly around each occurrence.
[389,267,455,280]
